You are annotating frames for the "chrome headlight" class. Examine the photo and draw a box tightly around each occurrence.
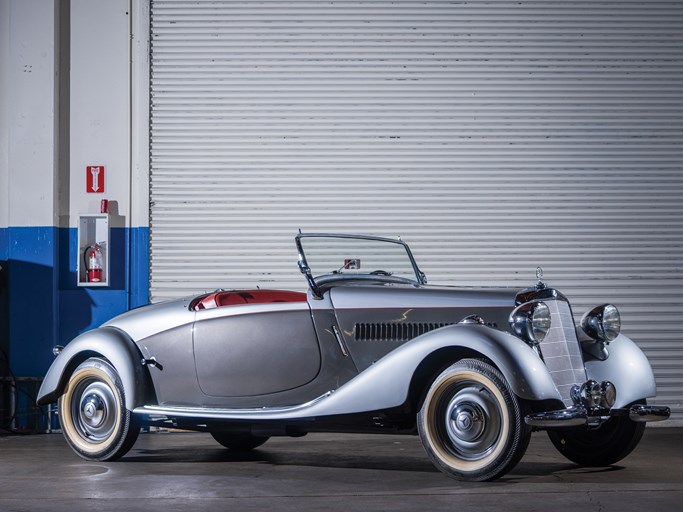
[509,301,551,345]
[581,304,621,343]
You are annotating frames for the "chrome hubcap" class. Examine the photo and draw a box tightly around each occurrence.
[450,403,486,442]
[72,379,118,443]
[81,394,106,427]
[443,385,502,461]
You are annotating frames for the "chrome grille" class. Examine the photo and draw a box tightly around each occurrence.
[539,300,587,407]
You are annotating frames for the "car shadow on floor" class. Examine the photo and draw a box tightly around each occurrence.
[124,445,441,473]
[504,461,625,480]
[122,445,613,480]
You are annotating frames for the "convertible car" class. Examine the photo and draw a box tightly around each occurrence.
[37,233,669,481]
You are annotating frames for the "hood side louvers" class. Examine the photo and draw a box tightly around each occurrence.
[355,322,453,342]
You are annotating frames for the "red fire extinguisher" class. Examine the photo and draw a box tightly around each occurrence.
[84,243,103,283]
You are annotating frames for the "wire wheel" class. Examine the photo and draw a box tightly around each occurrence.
[418,359,530,481]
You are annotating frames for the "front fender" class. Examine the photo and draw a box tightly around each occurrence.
[390,324,561,402]
[292,324,562,418]
[416,324,562,402]
[584,334,657,408]
[36,326,150,410]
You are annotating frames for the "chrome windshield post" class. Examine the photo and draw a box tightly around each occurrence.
[297,258,322,299]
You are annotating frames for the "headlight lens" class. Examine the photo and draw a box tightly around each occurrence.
[532,303,552,341]
[509,301,551,345]
[581,304,621,343]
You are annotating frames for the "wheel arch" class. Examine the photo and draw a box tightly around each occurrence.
[403,325,562,414]
[406,346,485,414]
[37,326,156,410]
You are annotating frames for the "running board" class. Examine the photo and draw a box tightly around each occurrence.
[133,391,333,421]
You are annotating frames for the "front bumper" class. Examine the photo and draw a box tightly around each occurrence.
[525,404,671,428]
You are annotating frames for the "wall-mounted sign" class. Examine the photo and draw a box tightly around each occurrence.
[86,166,105,193]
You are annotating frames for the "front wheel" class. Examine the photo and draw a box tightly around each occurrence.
[417,359,531,481]
[547,401,646,466]
[58,358,140,461]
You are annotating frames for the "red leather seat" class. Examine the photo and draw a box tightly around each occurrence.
[192,290,307,311]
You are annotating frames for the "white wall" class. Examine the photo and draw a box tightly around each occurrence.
[69,0,131,227]
[130,0,150,230]
[1,0,147,231]
[0,0,9,230]
[1,0,57,228]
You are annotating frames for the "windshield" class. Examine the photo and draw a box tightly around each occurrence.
[296,234,423,283]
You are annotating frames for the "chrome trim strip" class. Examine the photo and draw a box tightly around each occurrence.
[331,325,349,357]
[134,391,333,421]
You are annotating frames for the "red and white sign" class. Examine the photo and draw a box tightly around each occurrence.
[86,166,105,193]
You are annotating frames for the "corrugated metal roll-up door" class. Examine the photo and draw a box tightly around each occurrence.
[149,1,683,420]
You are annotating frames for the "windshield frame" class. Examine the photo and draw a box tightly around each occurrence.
[295,233,427,298]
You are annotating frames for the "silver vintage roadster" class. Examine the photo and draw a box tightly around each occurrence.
[37,233,670,481]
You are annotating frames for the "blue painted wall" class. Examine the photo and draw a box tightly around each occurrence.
[0,228,10,376]
[0,228,7,260]
[3,227,58,377]
[0,225,149,377]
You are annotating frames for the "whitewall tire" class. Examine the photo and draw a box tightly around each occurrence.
[417,358,531,481]
[58,358,140,461]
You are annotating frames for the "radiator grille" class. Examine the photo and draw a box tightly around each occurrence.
[539,300,587,406]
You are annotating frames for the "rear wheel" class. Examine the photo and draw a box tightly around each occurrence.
[547,401,646,466]
[58,358,140,461]
[211,432,270,451]
[417,359,531,481]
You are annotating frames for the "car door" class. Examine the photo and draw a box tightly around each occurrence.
[192,305,322,397]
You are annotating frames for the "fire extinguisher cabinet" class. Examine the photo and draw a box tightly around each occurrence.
[77,214,110,287]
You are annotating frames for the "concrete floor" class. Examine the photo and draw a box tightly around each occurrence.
[1,427,682,512]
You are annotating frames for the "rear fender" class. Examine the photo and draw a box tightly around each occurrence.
[36,326,152,410]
